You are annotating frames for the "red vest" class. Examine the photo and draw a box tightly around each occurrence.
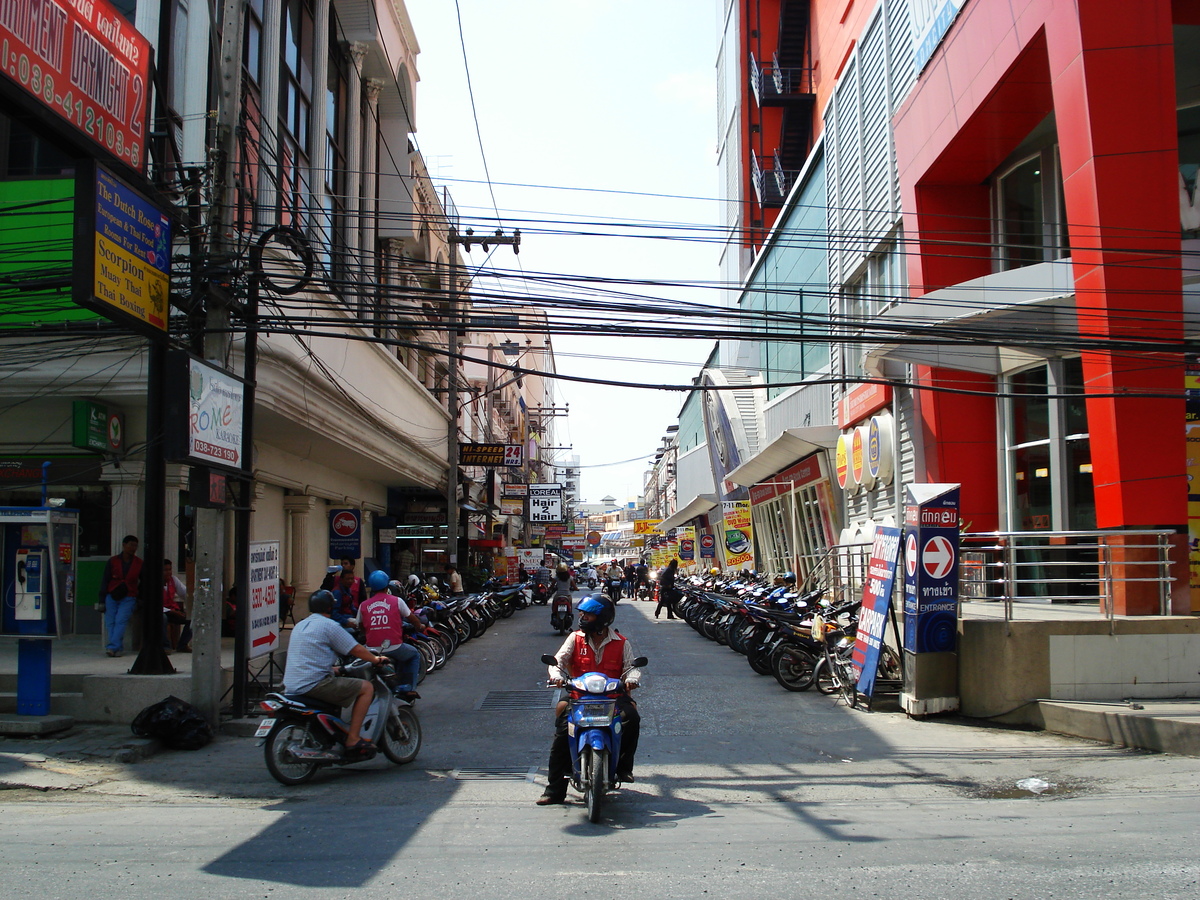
[107,554,142,600]
[361,595,406,647]
[570,631,626,679]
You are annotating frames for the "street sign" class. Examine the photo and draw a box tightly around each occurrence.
[903,485,961,654]
[247,540,280,660]
[328,509,361,559]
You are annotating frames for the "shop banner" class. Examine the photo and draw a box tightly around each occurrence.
[634,519,662,535]
[721,500,754,568]
[851,526,901,698]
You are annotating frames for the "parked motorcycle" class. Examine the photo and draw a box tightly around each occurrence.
[257,655,422,785]
[550,591,574,634]
[541,652,649,823]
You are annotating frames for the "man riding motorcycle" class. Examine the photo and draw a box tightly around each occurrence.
[281,590,389,754]
[358,569,426,701]
[537,595,642,805]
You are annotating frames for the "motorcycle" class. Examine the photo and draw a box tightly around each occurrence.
[550,591,574,634]
[606,578,623,603]
[541,652,649,823]
[531,581,551,605]
[256,653,422,785]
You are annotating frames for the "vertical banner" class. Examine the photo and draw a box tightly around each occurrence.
[247,540,280,659]
[328,509,361,560]
[851,526,901,697]
[721,500,754,569]
[699,533,716,559]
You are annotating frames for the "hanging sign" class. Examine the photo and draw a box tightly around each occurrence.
[528,483,563,524]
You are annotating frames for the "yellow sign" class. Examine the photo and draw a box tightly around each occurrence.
[89,167,170,333]
[721,500,755,568]
[634,519,663,535]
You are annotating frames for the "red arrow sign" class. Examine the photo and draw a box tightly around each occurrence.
[252,631,278,649]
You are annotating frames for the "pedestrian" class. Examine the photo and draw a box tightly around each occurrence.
[99,535,142,657]
[656,558,680,619]
[518,562,528,584]
[445,564,464,595]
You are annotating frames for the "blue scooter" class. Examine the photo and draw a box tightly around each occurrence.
[541,652,649,822]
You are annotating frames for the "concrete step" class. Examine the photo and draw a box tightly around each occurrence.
[0,692,88,719]
[1032,699,1200,756]
[0,673,87,693]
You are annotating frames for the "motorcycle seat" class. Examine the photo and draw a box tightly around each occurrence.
[283,694,344,716]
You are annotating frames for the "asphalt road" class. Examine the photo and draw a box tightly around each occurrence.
[2,594,1199,899]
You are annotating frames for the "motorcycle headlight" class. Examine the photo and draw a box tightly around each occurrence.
[580,673,610,694]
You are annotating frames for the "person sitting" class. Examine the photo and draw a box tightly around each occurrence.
[281,590,388,754]
[162,559,192,652]
[537,595,642,805]
[332,566,364,628]
[358,570,425,702]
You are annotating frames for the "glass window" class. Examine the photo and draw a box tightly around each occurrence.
[999,156,1043,268]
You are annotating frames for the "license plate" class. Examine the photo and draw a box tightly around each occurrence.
[254,718,276,737]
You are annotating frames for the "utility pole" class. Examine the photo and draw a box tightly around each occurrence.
[446,228,520,567]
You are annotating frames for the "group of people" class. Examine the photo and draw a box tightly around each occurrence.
[98,535,193,657]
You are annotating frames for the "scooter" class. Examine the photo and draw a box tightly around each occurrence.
[606,578,623,603]
[541,652,649,823]
[531,581,551,605]
[257,654,422,785]
[550,591,574,634]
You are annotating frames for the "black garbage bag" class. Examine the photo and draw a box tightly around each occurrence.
[131,695,214,750]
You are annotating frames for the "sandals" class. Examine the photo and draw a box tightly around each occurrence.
[345,739,375,755]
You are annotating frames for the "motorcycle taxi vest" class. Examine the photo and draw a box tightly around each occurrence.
[570,631,626,679]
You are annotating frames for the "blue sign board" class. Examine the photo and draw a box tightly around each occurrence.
[903,484,961,653]
[328,508,361,559]
[851,526,901,697]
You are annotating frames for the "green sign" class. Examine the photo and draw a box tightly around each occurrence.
[72,401,108,452]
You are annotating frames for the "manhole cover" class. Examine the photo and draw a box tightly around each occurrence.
[453,766,539,781]
[476,691,557,711]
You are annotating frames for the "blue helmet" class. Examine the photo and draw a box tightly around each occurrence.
[367,570,390,592]
[577,595,615,630]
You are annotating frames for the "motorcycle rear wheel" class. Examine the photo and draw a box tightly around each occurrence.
[381,706,422,764]
[771,645,817,692]
[583,746,608,824]
[264,721,322,786]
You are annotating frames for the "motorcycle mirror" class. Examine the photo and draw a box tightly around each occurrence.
[631,656,649,667]
[540,654,557,665]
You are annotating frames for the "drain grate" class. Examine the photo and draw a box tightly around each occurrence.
[453,766,539,782]
[476,690,557,711]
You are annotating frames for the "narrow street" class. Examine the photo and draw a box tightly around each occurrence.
[1,596,1198,899]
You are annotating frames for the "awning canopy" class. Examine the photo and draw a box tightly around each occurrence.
[726,426,841,487]
[658,494,719,532]
[863,259,1076,376]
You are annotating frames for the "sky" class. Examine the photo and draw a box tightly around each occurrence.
[405,0,723,507]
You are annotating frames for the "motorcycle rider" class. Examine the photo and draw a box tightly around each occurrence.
[281,589,389,754]
[553,563,573,597]
[358,570,426,702]
[537,595,642,805]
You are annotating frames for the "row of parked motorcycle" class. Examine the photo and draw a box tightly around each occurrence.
[675,572,903,709]
[260,574,564,785]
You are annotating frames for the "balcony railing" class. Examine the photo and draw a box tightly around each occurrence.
[750,52,814,107]
[751,150,797,208]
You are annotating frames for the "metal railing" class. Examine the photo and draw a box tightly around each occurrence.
[798,529,1175,620]
[958,530,1175,619]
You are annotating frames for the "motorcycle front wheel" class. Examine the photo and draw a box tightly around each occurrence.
[381,706,423,764]
[583,746,608,824]
[264,720,322,786]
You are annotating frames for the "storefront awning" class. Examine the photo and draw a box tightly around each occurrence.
[726,426,840,487]
[658,494,718,532]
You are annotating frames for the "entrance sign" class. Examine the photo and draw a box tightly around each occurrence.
[903,484,961,653]
[851,526,902,697]
[247,540,280,659]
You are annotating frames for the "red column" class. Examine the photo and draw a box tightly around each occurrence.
[1046,1,1184,528]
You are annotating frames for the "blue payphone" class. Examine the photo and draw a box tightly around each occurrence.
[0,508,80,716]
